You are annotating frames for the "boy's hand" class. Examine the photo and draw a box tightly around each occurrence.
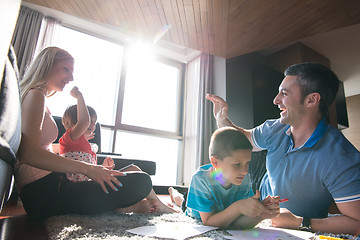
[70,86,82,99]
[237,190,269,218]
[262,195,280,206]
[261,195,281,219]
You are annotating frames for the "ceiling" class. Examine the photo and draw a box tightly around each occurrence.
[22,0,360,96]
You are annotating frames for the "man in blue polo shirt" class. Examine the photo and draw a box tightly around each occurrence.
[206,62,360,235]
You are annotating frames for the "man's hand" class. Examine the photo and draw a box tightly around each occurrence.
[206,94,228,121]
[271,208,302,229]
[206,93,257,149]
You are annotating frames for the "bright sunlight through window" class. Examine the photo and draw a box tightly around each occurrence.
[122,48,180,132]
[45,26,184,186]
[46,26,122,126]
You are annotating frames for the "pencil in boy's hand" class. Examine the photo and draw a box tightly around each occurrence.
[265,198,289,206]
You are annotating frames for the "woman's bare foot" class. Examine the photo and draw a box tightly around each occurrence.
[116,199,155,213]
[147,198,181,213]
[168,187,184,207]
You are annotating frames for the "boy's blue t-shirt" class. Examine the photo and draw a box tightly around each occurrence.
[186,164,254,220]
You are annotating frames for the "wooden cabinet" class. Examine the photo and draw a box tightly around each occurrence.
[225,42,348,129]
[226,53,283,128]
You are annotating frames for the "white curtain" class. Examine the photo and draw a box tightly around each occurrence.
[11,7,60,79]
[34,16,61,56]
[11,6,44,78]
[182,53,214,185]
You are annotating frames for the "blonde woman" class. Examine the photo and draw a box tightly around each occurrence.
[15,47,176,220]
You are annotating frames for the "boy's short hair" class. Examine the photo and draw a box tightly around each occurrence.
[209,127,252,160]
[62,104,97,130]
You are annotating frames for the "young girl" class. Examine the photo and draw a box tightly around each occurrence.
[59,86,114,182]
[15,47,177,221]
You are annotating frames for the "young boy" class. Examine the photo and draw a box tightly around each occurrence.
[185,127,280,229]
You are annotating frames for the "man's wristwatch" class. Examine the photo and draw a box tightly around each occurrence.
[298,217,312,232]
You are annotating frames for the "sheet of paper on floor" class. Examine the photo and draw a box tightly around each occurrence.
[226,226,314,240]
[126,222,218,240]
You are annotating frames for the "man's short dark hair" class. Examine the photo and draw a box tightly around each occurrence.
[209,127,252,160]
[284,62,340,120]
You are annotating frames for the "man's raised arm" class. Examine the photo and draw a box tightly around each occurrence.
[206,93,260,151]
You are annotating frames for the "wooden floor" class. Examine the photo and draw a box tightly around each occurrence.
[0,198,49,240]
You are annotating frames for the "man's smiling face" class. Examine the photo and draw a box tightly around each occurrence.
[273,75,306,127]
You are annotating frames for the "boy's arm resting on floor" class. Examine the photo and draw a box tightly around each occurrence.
[228,215,264,229]
[199,196,273,229]
[228,195,280,229]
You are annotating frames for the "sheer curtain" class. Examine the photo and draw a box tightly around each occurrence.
[11,7,60,79]
[34,16,61,56]
[11,6,44,78]
[182,53,214,185]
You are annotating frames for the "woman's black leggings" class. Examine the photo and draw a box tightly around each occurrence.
[19,171,152,221]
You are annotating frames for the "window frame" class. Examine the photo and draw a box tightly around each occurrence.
[57,23,187,184]
[100,55,186,153]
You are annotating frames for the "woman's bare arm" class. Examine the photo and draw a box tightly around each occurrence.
[19,89,124,193]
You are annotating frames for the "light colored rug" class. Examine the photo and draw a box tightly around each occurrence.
[45,212,358,240]
[45,212,230,240]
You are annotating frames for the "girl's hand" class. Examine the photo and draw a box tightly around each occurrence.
[70,86,82,99]
[86,132,95,140]
[206,94,229,121]
[84,163,125,194]
[102,157,115,170]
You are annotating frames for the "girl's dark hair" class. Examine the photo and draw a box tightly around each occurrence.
[209,127,252,160]
[284,62,340,120]
[62,105,97,130]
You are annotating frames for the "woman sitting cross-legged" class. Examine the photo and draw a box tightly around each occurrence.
[15,46,178,221]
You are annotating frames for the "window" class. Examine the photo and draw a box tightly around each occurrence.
[47,26,185,185]
[46,27,122,127]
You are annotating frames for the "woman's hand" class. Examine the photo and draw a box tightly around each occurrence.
[84,163,125,194]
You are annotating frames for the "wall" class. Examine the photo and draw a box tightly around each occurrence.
[225,52,284,129]
[341,94,360,151]
[213,55,226,99]
[225,53,263,128]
